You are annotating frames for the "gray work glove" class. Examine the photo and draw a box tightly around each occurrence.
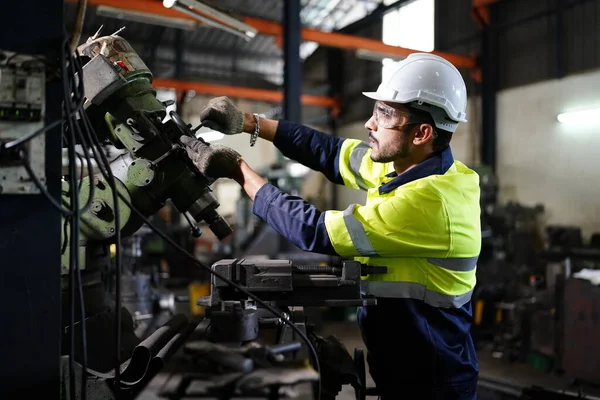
[199,96,245,135]
[180,136,242,180]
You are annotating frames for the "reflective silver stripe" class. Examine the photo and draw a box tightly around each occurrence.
[427,256,478,272]
[348,143,369,190]
[342,205,378,257]
[362,281,473,308]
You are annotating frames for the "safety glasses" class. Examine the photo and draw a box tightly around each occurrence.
[372,101,422,130]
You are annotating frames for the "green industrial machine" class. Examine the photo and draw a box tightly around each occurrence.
[59,31,232,372]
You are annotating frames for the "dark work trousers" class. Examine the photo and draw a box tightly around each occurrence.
[357,297,478,400]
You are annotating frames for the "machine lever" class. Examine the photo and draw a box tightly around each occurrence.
[183,212,203,238]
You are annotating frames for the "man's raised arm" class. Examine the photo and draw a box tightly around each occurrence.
[199,96,346,185]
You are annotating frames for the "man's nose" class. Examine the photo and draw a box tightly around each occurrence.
[365,115,377,131]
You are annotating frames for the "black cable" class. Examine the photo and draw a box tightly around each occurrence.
[19,151,71,216]
[18,143,95,218]
[73,61,123,396]
[58,35,94,400]
[75,152,85,189]
[1,119,63,150]
[62,218,70,255]
[65,40,99,400]
[60,38,80,400]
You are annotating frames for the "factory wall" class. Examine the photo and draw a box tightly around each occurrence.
[496,68,600,240]
[436,0,600,90]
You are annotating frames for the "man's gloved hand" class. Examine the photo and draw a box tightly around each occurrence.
[180,136,242,180]
[199,96,245,135]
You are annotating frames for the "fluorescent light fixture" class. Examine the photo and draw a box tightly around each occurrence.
[96,5,196,31]
[163,0,257,41]
[356,48,406,62]
[557,107,600,125]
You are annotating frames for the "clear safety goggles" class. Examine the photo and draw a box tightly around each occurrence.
[372,101,422,130]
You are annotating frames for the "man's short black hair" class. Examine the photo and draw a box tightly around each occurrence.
[406,105,453,152]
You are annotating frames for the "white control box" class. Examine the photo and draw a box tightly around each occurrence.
[0,51,46,195]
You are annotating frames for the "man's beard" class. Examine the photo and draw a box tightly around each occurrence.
[370,131,410,163]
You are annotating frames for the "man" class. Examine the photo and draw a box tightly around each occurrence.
[181,53,481,399]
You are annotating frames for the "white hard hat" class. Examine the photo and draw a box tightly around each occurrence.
[363,53,468,133]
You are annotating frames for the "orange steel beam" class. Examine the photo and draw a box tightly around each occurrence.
[472,0,502,6]
[471,0,502,28]
[243,16,476,68]
[73,0,477,69]
[153,78,340,110]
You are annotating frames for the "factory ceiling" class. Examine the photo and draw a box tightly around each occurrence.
[65,0,386,91]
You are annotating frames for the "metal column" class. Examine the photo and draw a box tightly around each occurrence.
[327,48,343,209]
[480,5,498,171]
[175,29,186,111]
[0,0,63,398]
[555,0,565,79]
[283,0,302,123]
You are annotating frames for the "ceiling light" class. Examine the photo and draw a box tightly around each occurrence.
[96,5,196,31]
[163,0,257,41]
[355,48,407,62]
[557,107,600,125]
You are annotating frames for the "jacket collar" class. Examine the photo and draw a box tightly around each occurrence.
[379,146,454,194]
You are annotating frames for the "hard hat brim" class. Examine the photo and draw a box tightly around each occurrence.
[362,91,405,103]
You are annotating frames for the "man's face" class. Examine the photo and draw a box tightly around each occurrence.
[364,102,418,163]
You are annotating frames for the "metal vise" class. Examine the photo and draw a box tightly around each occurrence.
[199,259,387,308]
[195,259,386,343]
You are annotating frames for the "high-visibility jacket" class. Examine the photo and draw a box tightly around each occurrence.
[252,120,481,384]
[326,139,481,307]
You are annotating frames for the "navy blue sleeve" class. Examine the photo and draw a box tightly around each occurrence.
[274,120,345,185]
[253,183,338,255]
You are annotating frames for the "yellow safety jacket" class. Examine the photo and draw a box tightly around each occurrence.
[324,139,481,308]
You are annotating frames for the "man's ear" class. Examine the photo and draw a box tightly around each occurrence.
[413,123,435,146]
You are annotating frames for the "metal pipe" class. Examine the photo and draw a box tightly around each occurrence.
[152,78,340,109]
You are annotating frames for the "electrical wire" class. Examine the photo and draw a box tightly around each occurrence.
[71,54,123,395]
[58,35,95,400]
[60,38,80,400]
[1,119,63,150]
